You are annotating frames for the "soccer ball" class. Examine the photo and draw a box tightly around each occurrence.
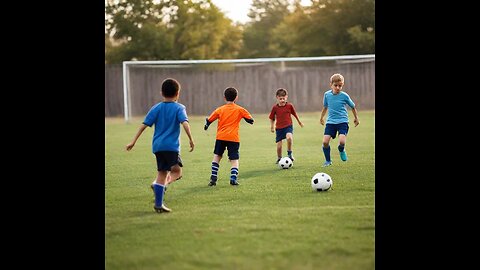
[278,157,293,169]
[311,172,332,191]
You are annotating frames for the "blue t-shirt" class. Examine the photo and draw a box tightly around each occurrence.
[142,102,188,153]
[323,90,355,124]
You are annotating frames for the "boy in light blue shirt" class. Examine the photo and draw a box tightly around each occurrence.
[319,73,360,167]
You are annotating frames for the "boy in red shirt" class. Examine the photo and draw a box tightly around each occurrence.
[269,88,303,164]
[204,87,254,186]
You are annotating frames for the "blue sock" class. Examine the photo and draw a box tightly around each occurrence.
[323,146,331,162]
[153,183,165,207]
[211,162,219,181]
[338,144,345,152]
[287,150,292,157]
[230,167,238,182]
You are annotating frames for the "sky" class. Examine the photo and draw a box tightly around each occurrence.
[211,0,311,24]
[210,0,253,24]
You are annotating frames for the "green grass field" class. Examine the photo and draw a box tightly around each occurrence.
[105,111,375,270]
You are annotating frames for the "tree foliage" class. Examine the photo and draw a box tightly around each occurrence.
[105,0,375,62]
[105,0,242,63]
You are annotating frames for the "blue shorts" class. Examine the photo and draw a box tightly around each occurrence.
[154,151,183,171]
[275,125,293,143]
[214,140,240,160]
[324,123,349,139]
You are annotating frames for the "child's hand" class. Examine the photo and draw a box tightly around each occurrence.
[271,127,275,133]
[189,140,195,152]
[204,118,211,130]
[354,118,359,127]
[126,142,135,151]
[320,118,325,125]
[243,118,254,124]
[299,122,304,128]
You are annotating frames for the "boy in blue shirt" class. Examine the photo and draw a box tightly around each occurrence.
[319,73,360,167]
[126,78,195,213]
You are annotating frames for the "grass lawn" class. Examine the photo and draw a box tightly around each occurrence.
[105,110,375,270]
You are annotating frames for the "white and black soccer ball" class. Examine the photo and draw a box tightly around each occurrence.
[311,172,332,191]
[278,157,293,169]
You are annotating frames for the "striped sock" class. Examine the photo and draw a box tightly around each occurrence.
[230,167,238,182]
[211,162,219,181]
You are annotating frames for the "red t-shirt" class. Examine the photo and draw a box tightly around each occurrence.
[269,103,298,129]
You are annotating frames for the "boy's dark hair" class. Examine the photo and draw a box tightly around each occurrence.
[276,88,288,96]
[224,87,238,101]
[161,78,181,98]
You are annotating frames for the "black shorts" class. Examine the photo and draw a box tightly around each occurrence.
[154,151,183,171]
[213,140,240,160]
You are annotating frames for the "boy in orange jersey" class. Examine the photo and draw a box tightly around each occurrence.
[204,87,254,186]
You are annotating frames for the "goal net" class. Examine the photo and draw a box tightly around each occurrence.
[122,54,375,122]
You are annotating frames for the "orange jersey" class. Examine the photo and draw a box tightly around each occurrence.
[207,103,253,142]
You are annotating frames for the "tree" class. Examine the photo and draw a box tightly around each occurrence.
[240,0,291,58]
[105,0,243,63]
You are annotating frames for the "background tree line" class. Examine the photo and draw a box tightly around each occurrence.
[105,0,374,63]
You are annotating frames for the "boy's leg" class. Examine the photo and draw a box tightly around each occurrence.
[338,134,347,161]
[276,141,282,163]
[286,133,294,161]
[209,154,222,186]
[153,171,171,213]
[322,135,332,166]
[229,159,239,185]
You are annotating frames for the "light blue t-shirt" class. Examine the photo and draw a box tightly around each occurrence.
[323,90,355,124]
[142,101,188,153]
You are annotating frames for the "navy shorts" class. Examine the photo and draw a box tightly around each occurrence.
[275,125,293,143]
[214,140,240,160]
[324,123,349,139]
[154,151,183,171]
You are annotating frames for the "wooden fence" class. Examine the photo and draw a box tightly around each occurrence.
[105,59,374,117]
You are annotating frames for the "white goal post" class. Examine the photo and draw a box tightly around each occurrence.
[122,54,375,123]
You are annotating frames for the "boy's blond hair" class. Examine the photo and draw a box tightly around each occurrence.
[330,73,345,84]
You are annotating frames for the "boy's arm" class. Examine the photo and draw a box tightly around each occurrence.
[182,121,195,151]
[204,112,216,130]
[319,107,328,125]
[294,114,304,127]
[351,107,360,127]
[290,105,303,128]
[126,124,148,151]
[270,119,275,133]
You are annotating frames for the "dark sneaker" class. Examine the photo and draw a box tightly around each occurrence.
[230,180,239,186]
[208,180,217,186]
[288,155,295,162]
[154,204,171,213]
[276,158,281,164]
[339,151,347,161]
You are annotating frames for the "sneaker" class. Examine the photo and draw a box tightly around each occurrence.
[339,151,347,161]
[154,204,171,213]
[208,180,217,186]
[322,161,332,167]
[288,155,295,162]
[276,158,281,164]
[230,180,239,186]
